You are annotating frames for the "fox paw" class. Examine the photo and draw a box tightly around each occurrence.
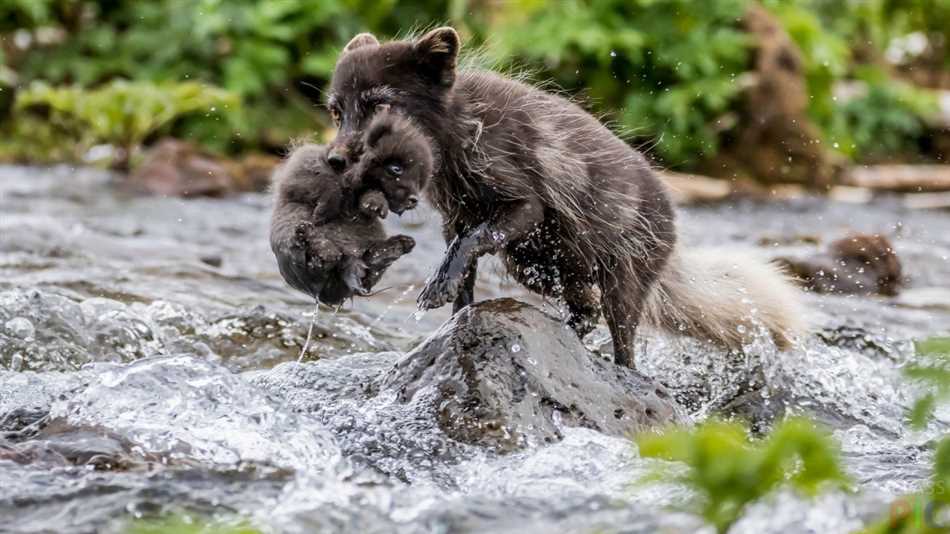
[417,262,465,310]
[359,190,389,219]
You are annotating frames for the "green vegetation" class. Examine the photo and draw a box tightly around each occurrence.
[0,0,946,171]
[491,0,750,165]
[906,337,950,428]
[636,418,849,533]
[123,514,260,534]
[859,336,950,533]
[8,80,236,169]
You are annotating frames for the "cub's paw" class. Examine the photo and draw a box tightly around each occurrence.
[303,232,343,272]
[365,235,416,266]
[388,234,416,256]
[359,190,389,219]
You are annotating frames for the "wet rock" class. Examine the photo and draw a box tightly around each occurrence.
[378,299,683,452]
[775,233,903,296]
[815,324,904,361]
[127,139,277,197]
[0,419,145,469]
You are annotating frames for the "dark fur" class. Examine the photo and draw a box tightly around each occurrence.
[323,28,676,367]
[354,108,434,215]
[270,144,415,304]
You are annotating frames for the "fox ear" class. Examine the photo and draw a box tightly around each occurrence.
[413,27,460,87]
[343,33,379,53]
[366,119,393,149]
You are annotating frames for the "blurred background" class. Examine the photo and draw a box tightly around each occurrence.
[0,0,947,193]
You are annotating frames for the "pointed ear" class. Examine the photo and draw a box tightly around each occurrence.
[413,27,460,87]
[365,118,393,149]
[343,33,379,53]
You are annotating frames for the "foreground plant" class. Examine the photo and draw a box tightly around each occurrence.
[123,513,260,534]
[906,337,950,429]
[14,80,238,170]
[637,418,849,533]
[861,336,950,533]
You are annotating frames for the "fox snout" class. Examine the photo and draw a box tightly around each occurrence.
[326,132,364,171]
[390,193,419,215]
[326,149,347,171]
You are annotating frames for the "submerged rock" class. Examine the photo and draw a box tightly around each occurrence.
[378,299,682,452]
[127,138,277,197]
[775,233,903,296]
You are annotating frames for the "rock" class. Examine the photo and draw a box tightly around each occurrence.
[127,138,278,197]
[127,139,234,197]
[225,152,280,193]
[660,171,732,204]
[377,299,682,452]
[706,3,840,187]
[775,233,903,296]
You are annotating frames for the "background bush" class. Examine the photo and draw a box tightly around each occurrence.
[0,0,945,170]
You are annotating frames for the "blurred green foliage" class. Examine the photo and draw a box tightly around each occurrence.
[636,418,849,533]
[491,0,750,166]
[860,336,950,533]
[906,337,950,429]
[0,0,945,169]
[9,80,236,168]
[123,513,260,534]
[763,0,941,160]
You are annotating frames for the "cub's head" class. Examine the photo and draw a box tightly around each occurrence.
[325,27,460,172]
[272,144,335,206]
[353,109,434,214]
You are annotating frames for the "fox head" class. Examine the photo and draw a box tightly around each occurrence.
[325,27,459,175]
[351,109,434,215]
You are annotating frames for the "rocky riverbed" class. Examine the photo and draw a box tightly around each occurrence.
[1,164,949,533]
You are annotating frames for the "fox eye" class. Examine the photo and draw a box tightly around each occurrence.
[329,107,341,126]
[385,162,404,177]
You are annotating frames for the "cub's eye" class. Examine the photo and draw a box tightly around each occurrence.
[385,162,404,177]
[329,107,341,125]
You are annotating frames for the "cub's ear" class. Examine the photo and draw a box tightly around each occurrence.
[366,119,393,149]
[343,33,379,53]
[413,27,460,87]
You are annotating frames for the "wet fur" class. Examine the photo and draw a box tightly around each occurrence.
[270,144,415,304]
[322,28,805,364]
[354,108,435,215]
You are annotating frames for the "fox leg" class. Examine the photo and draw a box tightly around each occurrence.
[418,198,544,310]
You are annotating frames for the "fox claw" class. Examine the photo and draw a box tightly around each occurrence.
[417,270,462,310]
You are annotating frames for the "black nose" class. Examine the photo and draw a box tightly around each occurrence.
[406,195,418,209]
[327,151,346,171]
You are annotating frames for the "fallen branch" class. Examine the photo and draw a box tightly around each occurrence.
[842,165,950,192]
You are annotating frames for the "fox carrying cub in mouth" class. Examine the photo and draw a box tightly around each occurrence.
[272,27,805,367]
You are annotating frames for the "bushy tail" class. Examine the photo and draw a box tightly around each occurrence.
[642,247,807,349]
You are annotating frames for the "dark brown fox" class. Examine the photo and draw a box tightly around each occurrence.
[277,28,805,366]
[270,143,416,304]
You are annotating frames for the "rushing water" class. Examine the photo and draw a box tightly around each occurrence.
[1,164,949,533]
